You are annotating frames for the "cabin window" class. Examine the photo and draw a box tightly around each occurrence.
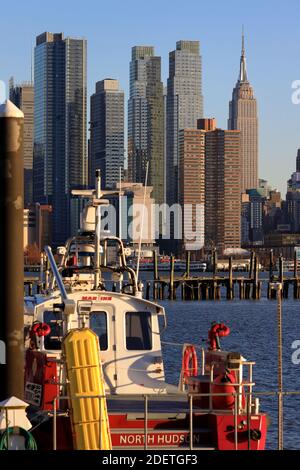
[90,312,108,350]
[43,310,63,350]
[125,312,152,350]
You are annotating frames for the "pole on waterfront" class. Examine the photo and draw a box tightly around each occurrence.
[279,255,283,284]
[186,251,190,278]
[294,249,298,279]
[0,100,24,400]
[249,251,254,279]
[212,248,217,277]
[269,249,274,281]
[169,255,175,300]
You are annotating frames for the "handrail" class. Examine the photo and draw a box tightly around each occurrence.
[52,390,300,450]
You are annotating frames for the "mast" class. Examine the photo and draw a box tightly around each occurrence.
[239,26,248,82]
[94,169,102,289]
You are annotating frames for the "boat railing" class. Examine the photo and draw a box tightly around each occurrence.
[176,344,256,414]
[50,390,300,450]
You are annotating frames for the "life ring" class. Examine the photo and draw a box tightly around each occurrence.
[182,345,198,381]
[32,322,51,337]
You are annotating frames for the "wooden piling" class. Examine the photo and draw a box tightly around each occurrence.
[249,251,254,279]
[182,281,186,300]
[279,255,283,284]
[227,257,233,300]
[169,255,175,300]
[252,255,259,300]
[269,249,274,281]
[186,251,190,278]
[213,249,217,277]
[153,250,158,280]
[283,281,289,299]
[294,250,298,279]
[239,280,244,300]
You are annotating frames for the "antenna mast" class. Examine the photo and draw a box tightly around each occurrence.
[136,161,149,281]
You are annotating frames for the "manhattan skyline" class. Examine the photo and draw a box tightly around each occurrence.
[1,0,300,195]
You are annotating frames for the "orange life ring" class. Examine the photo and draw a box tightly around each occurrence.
[32,322,51,337]
[182,345,198,380]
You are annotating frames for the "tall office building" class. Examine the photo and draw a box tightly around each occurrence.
[228,33,258,192]
[179,129,205,253]
[200,120,241,253]
[128,46,164,205]
[166,40,204,206]
[9,79,34,207]
[90,79,124,188]
[33,32,87,245]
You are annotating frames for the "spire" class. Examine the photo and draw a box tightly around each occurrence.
[239,27,248,82]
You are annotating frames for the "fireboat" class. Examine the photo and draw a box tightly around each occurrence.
[22,171,267,450]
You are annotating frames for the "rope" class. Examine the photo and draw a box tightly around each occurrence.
[161,340,205,351]
[277,284,283,450]
[0,427,37,450]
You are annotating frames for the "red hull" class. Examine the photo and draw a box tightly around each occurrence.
[32,410,267,450]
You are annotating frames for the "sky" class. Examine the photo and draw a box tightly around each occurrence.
[1,0,300,195]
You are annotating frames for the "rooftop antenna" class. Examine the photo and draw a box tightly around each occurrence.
[136,160,149,281]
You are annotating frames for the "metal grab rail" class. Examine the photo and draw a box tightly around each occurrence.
[52,390,300,450]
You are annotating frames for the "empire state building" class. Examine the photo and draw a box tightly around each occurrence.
[228,33,258,192]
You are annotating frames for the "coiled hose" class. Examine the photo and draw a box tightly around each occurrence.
[0,427,37,450]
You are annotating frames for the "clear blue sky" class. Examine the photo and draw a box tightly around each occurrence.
[1,0,300,195]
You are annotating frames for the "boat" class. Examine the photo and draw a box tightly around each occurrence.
[23,171,267,450]
[128,257,207,272]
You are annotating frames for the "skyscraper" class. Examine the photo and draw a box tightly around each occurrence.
[33,32,87,245]
[228,32,258,192]
[201,120,241,253]
[128,46,164,205]
[166,40,204,206]
[179,128,205,253]
[9,79,34,207]
[90,79,124,188]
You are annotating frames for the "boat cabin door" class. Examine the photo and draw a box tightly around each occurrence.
[78,301,117,392]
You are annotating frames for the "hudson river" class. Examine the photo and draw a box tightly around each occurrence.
[157,294,300,450]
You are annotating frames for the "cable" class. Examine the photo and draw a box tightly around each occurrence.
[0,427,37,450]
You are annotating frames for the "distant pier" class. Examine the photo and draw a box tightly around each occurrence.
[24,250,300,301]
[144,250,300,301]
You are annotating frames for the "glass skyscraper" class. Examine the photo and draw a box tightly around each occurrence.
[166,40,204,207]
[9,79,34,207]
[90,79,124,188]
[33,32,87,245]
[128,46,164,206]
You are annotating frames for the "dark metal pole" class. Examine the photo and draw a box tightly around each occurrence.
[0,100,24,400]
